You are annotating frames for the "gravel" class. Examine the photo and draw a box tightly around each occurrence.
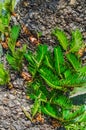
[15,0,86,45]
[0,88,56,130]
[0,0,86,130]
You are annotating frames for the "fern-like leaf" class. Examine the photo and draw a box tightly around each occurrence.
[39,66,64,91]
[43,51,53,70]
[66,53,81,71]
[63,105,86,121]
[8,25,20,54]
[7,45,26,71]
[6,54,18,70]
[25,44,47,77]
[41,103,62,120]
[69,30,83,53]
[0,64,10,85]
[78,66,86,76]
[60,73,86,87]
[33,44,47,67]
[74,111,86,123]
[10,25,20,43]
[54,46,64,77]
[31,98,41,118]
[52,28,69,50]
[51,94,72,109]
[4,0,16,13]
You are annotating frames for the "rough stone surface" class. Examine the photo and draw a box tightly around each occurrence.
[15,0,86,44]
[0,87,56,130]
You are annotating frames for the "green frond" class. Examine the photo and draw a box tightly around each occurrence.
[69,30,83,53]
[74,111,86,123]
[41,103,62,121]
[54,46,64,77]
[13,44,26,59]
[66,53,81,71]
[4,0,16,13]
[39,66,63,90]
[52,28,69,50]
[10,25,20,43]
[78,66,86,76]
[7,45,26,71]
[0,64,10,85]
[64,69,72,79]
[60,73,86,87]
[63,105,86,121]
[8,25,20,54]
[25,44,47,77]
[34,44,48,67]
[65,122,86,130]
[27,80,47,102]
[43,50,53,70]
[24,51,35,65]
[31,98,41,118]
[0,8,10,32]
[6,54,18,70]
[25,51,37,76]
[51,94,72,109]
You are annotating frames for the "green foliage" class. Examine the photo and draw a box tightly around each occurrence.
[25,44,47,77]
[25,28,86,124]
[7,44,26,72]
[6,25,26,72]
[63,105,86,121]
[43,51,53,70]
[65,122,86,130]
[8,25,20,54]
[66,53,81,71]
[54,46,65,77]
[31,96,41,118]
[51,94,72,109]
[4,0,16,13]
[41,103,62,120]
[52,28,69,50]
[0,8,10,33]
[0,64,10,85]
[52,28,84,53]
[0,0,16,33]
[69,29,83,53]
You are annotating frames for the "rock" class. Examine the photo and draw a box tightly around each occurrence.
[10,125,17,130]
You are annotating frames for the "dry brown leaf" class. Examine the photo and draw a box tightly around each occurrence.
[21,72,32,82]
[22,25,31,35]
[77,47,85,57]
[16,41,21,47]
[33,113,44,124]
[1,42,8,49]
[36,114,44,123]
[51,119,61,128]
[11,12,17,17]
[22,25,41,45]
[29,36,40,45]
